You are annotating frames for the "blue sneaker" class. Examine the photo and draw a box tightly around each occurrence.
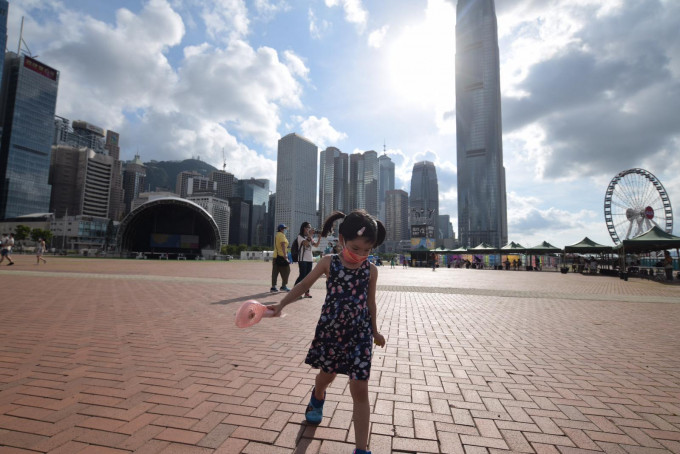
[270,287,278,293]
[353,450,371,454]
[305,388,325,424]
[280,286,291,292]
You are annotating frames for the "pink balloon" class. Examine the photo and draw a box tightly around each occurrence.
[235,300,276,328]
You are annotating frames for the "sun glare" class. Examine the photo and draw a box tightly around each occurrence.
[386,0,456,107]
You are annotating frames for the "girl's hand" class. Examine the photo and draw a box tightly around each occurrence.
[374,332,386,348]
[268,303,284,317]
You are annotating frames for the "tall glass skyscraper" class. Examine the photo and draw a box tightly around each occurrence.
[0,54,60,219]
[456,0,508,248]
[0,1,8,83]
[275,133,317,242]
[378,153,395,222]
[318,146,349,226]
[410,161,439,238]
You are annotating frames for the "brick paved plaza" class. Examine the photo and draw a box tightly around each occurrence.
[1,256,679,453]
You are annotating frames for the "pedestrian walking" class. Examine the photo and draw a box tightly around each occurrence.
[271,224,291,292]
[294,222,320,298]
[36,238,47,265]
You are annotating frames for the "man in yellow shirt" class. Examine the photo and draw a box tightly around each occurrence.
[271,224,291,292]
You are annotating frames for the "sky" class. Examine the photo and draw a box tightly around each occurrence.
[8,0,680,248]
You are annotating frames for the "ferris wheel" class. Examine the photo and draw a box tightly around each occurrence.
[604,168,674,245]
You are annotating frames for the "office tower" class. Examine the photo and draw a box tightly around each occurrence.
[318,147,349,225]
[49,145,114,218]
[378,153,395,222]
[105,130,124,220]
[0,54,59,219]
[385,189,409,242]
[438,214,454,239]
[349,153,364,212]
[228,197,250,245]
[176,170,216,198]
[187,194,230,247]
[123,154,146,214]
[0,2,7,84]
[235,178,270,245]
[348,150,379,217]
[456,0,508,247]
[275,133,317,242]
[267,192,276,246]
[209,169,236,200]
[363,150,379,217]
[53,117,105,152]
[410,161,439,238]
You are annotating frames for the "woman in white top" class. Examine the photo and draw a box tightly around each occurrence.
[36,238,47,265]
[294,222,320,298]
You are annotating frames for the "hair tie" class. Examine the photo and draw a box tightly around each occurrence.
[357,227,365,236]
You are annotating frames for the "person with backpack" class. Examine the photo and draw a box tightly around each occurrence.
[293,222,320,298]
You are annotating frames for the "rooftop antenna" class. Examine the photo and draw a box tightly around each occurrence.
[222,147,226,171]
[17,17,34,57]
[383,139,386,155]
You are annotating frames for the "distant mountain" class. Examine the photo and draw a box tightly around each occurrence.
[143,159,218,192]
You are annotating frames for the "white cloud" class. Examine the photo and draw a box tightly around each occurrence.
[325,0,368,33]
[253,0,291,20]
[367,25,388,48]
[283,50,310,81]
[175,39,304,146]
[308,8,331,39]
[200,0,249,43]
[295,116,347,150]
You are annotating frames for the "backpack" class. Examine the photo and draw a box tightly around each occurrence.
[290,235,301,263]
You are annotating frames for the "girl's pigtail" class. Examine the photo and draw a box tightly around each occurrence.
[321,211,346,237]
[374,220,387,247]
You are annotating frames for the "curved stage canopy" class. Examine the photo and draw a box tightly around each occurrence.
[117,197,220,257]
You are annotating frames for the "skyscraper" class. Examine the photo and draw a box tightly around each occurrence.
[456,0,508,247]
[378,153,395,222]
[348,150,379,217]
[318,147,349,225]
[0,54,59,219]
[49,145,114,218]
[385,189,409,242]
[0,1,8,87]
[410,161,439,239]
[105,130,124,220]
[275,133,317,242]
[123,154,146,215]
[209,169,236,201]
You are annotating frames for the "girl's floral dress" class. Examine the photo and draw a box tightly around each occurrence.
[305,255,373,380]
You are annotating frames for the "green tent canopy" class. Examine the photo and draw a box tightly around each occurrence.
[526,241,562,254]
[469,242,498,253]
[614,226,680,254]
[500,241,526,253]
[564,237,613,253]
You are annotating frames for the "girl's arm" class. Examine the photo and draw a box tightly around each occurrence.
[367,263,385,347]
[269,255,331,316]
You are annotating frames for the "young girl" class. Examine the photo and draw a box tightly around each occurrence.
[270,210,386,454]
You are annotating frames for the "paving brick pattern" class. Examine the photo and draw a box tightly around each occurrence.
[1,256,679,453]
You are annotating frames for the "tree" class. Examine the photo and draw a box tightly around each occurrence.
[14,225,31,242]
[31,228,54,245]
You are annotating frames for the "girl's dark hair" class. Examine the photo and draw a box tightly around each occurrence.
[299,221,311,237]
[321,210,386,248]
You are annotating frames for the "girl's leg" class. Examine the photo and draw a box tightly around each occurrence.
[349,379,370,451]
[314,370,336,399]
